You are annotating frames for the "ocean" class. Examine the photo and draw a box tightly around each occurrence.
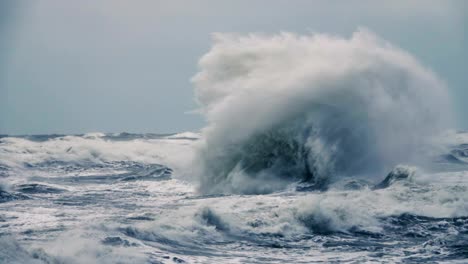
[1,30,467,263]
[0,131,467,263]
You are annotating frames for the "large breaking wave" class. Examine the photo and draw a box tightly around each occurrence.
[192,29,453,194]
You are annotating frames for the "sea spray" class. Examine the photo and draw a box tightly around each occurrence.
[192,29,453,194]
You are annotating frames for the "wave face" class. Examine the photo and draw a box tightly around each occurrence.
[192,29,453,194]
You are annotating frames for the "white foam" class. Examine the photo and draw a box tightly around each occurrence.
[192,29,453,194]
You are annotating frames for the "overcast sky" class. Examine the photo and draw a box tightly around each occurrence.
[1,0,466,134]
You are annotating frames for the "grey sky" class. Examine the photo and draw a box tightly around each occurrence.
[1,1,466,134]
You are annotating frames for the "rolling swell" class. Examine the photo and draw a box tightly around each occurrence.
[192,29,453,194]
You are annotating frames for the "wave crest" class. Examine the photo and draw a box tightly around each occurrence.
[193,29,453,194]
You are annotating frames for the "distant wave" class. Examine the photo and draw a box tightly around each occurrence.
[0,133,197,178]
[192,29,453,194]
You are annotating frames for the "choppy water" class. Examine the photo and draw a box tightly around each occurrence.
[0,132,467,263]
